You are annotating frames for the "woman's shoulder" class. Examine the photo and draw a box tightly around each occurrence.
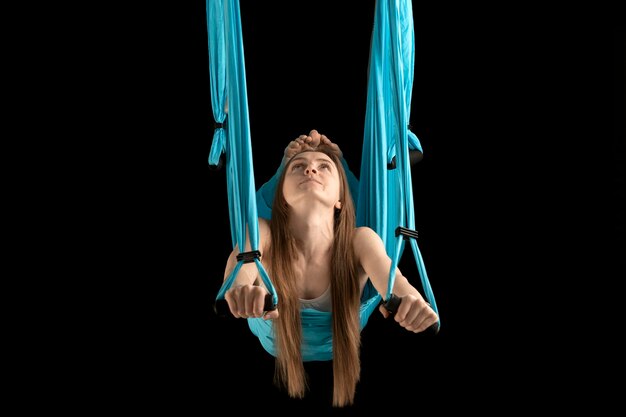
[352,227,389,266]
[354,226,379,238]
[353,226,384,249]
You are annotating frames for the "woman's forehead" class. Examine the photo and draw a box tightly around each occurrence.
[289,151,334,164]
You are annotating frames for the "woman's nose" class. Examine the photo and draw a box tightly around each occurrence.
[305,167,317,175]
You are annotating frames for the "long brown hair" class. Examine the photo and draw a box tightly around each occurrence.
[266,145,361,407]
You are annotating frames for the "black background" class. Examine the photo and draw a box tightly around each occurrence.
[108,2,624,414]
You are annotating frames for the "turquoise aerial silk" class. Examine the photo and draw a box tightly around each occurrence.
[207,0,277,307]
[208,0,439,362]
[357,0,439,330]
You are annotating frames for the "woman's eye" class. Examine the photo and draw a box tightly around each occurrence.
[319,163,330,170]
[291,164,303,170]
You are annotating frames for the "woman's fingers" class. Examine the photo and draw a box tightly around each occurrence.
[389,295,438,333]
[225,285,273,319]
[224,289,240,317]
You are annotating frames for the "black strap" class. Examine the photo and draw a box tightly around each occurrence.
[236,250,261,263]
[395,226,418,241]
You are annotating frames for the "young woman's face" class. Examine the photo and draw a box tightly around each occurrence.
[283,151,341,210]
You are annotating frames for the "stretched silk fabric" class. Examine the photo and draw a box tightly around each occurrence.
[357,0,439,330]
[208,0,439,361]
[207,0,277,307]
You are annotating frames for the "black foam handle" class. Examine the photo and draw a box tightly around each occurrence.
[382,293,440,334]
[213,293,277,318]
[382,293,403,314]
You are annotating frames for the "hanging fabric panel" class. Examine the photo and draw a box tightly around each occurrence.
[208,0,277,306]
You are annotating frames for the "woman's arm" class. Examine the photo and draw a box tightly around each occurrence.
[222,217,269,284]
[353,227,437,333]
[222,217,279,320]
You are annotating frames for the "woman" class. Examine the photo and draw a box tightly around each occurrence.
[222,130,438,407]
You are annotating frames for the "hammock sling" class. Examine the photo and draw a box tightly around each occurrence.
[208,0,440,361]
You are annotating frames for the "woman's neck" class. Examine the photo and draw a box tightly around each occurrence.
[288,208,334,258]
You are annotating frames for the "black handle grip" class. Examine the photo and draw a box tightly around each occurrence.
[382,293,440,334]
[213,293,277,318]
[382,293,403,314]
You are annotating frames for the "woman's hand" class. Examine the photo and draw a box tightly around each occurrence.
[379,294,438,333]
[225,284,279,320]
